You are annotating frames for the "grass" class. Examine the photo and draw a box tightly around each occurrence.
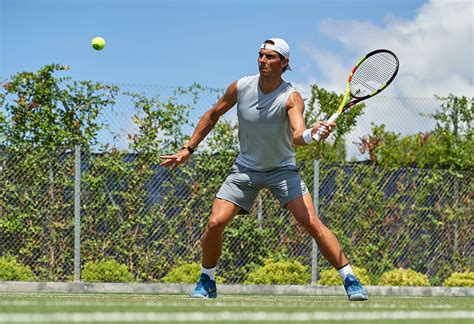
[0,293,473,323]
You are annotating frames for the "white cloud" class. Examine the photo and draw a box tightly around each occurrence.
[302,0,474,98]
[295,0,473,160]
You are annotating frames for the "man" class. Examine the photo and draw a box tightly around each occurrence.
[159,38,368,301]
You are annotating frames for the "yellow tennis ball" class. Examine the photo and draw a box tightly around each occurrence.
[91,37,105,50]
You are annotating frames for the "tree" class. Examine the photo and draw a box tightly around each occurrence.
[0,64,118,148]
[355,94,474,170]
[0,64,118,279]
[295,84,365,162]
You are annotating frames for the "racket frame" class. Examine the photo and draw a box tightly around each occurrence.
[312,49,399,141]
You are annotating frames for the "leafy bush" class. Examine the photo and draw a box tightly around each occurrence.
[378,268,430,286]
[161,262,225,284]
[82,259,134,282]
[318,266,371,285]
[0,256,36,281]
[245,259,311,285]
[1,67,472,284]
[443,272,474,287]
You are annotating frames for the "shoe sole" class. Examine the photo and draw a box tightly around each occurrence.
[349,293,368,301]
[189,294,217,299]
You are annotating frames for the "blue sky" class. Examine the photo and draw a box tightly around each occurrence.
[2,0,433,89]
[1,0,472,96]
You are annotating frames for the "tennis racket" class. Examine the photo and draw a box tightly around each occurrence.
[313,49,399,141]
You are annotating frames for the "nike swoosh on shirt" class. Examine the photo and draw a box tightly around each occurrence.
[256,106,267,110]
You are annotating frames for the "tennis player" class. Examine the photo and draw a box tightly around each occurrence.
[159,38,368,301]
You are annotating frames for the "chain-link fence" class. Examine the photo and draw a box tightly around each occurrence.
[0,83,472,285]
[1,146,472,285]
[93,84,441,160]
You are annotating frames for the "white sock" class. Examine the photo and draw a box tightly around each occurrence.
[338,264,354,280]
[201,266,216,281]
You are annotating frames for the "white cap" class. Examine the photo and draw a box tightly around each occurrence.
[260,38,292,71]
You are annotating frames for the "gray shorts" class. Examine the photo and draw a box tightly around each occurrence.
[216,163,309,214]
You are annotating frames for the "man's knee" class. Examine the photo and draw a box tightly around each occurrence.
[301,215,326,236]
[206,216,228,234]
[205,199,240,234]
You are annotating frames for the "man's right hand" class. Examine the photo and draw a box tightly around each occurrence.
[312,120,336,141]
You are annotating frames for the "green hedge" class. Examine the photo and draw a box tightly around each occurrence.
[82,259,134,282]
[0,256,36,281]
[378,268,430,286]
[245,259,311,285]
[443,272,474,287]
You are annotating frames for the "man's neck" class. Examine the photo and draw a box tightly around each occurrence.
[258,75,283,94]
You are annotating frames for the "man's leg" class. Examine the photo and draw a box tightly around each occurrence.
[189,198,241,298]
[202,198,242,268]
[286,193,368,301]
[286,193,347,268]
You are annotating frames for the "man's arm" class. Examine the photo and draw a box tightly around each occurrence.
[286,91,335,146]
[159,81,238,169]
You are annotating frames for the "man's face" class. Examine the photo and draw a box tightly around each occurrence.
[258,48,287,76]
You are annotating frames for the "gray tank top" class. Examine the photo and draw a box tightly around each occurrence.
[235,74,297,171]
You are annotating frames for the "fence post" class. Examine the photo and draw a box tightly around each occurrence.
[74,144,81,282]
[257,192,263,228]
[311,159,320,285]
[452,99,460,271]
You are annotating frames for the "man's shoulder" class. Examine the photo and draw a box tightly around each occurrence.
[236,74,259,94]
[237,74,259,85]
[283,80,300,96]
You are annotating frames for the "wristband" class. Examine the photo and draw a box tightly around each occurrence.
[303,129,314,145]
[182,145,195,154]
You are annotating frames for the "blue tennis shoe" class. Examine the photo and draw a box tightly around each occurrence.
[189,273,217,298]
[344,274,368,301]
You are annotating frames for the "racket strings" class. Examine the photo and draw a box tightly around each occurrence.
[350,52,398,97]
[359,53,397,81]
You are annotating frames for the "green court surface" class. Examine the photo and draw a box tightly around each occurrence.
[0,293,473,323]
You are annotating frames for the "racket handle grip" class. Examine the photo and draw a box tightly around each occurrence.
[312,113,340,141]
